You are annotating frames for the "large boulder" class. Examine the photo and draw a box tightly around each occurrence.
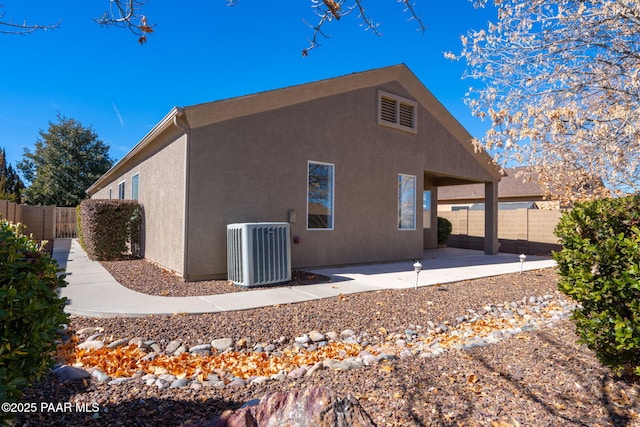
[210,385,376,427]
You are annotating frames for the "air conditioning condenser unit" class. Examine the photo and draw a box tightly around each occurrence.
[227,222,291,287]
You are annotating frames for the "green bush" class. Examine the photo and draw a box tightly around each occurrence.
[437,216,452,245]
[75,204,84,249]
[78,199,143,260]
[553,195,640,381]
[0,220,69,408]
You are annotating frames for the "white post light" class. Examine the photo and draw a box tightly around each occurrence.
[413,261,422,290]
[519,254,527,274]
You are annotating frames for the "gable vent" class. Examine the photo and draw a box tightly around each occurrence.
[377,90,417,133]
[380,96,398,124]
[399,102,414,128]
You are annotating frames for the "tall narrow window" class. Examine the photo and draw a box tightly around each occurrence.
[308,161,334,230]
[109,188,113,200]
[131,174,140,200]
[423,190,432,228]
[118,181,125,199]
[398,174,416,230]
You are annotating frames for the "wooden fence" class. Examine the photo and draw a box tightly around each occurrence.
[0,200,77,240]
[439,208,563,255]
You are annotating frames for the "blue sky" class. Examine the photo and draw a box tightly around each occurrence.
[1,1,497,171]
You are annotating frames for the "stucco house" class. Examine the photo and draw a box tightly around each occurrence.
[87,64,501,281]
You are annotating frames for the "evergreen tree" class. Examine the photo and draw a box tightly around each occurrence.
[17,115,113,207]
[0,148,24,202]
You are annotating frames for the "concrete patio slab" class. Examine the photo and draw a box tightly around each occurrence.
[53,239,557,318]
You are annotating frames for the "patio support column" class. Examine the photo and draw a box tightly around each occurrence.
[484,181,499,254]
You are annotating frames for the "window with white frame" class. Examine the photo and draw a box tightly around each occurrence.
[307,161,334,230]
[131,174,140,200]
[378,90,417,133]
[398,174,416,230]
[118,181,125,199]
[109,188,113,200]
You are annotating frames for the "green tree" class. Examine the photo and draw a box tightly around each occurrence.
[0,148,24,203]
[17,115,113,207]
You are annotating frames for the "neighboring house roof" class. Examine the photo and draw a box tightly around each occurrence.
[438,167,544,202]
[87,64,501,196]
[469,201,539,211]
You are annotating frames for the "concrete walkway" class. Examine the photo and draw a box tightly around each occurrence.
[52,239,557,318]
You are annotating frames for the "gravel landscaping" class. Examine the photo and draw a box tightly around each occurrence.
[15,266,640,426]
[99,258,330,296]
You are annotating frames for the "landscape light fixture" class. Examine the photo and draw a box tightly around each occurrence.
[519,254,527,274]
[413,261,422,290]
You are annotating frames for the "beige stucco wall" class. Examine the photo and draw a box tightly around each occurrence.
[183,83,495,280]
[91,127,186,274]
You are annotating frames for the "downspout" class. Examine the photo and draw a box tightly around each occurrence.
[173,108,191,279]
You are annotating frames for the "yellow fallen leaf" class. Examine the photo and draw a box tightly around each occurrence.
[380,365,394,373]
[393,392,402,399]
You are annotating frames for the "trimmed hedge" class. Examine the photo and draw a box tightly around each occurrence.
[78,199,143,260]
[437,216,452,245]
[553,195,640,381]
[0,220,69,410]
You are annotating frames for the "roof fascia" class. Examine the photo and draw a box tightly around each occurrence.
[86,107,183,195]
[183,64,501,181]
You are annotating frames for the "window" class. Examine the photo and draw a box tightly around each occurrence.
[131,174,140,200]
[378,90,417,133]
[307,161,334,230]
[118,181,125,199]
[398,174,416,230]
[423,190,431,228]
[108,188,112,200]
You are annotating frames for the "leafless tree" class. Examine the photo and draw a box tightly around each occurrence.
[448,0,640,202]
[94,0,154,44]
[0,6,59,35]
[0,1,423,50]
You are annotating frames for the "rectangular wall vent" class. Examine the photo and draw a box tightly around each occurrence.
[227,222,291,287]
[377,90,417,133]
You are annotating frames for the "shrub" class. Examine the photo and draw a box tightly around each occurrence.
[78,199,143,260]
[437,216,452,245]
[0,220,69,408]
[553,195,640,381]
[75,204,84,249]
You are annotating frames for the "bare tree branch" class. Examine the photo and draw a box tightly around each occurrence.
[0,9,59,35]
[0,1,424,51]
[399,0,426,33]
[95,0,155,44]
[302,0,424,56]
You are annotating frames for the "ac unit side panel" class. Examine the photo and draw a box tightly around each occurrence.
[226,222,291,287]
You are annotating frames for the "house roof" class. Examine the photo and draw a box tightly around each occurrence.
[438,167,544,202]
[87,64,501,195]
[469,201,539,211]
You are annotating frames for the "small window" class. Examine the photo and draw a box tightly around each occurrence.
[118,181,125,199]
[378,90,417,133]
[307,161,335,230]
[423,190,431,229]
[398,174,416,230]
[108,188,113,200]
[131,174,140,200]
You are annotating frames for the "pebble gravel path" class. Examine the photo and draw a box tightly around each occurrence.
[16,267,640,426]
